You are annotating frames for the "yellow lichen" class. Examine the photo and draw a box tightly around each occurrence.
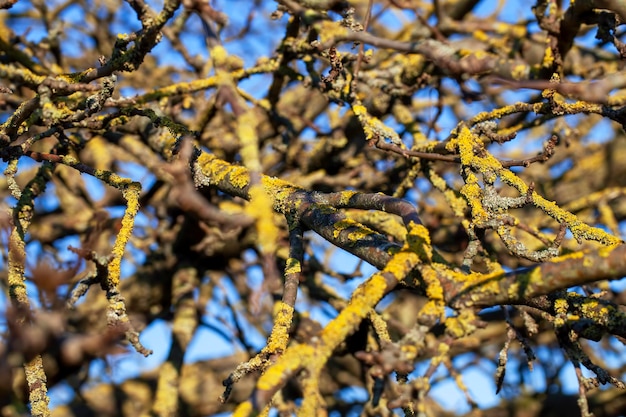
[265,301,295,353]
[420,299,444,317]
[338,190,358,205]
[247,184,279,255]
[345,210,407,242]
[437,342,450,355]
[369,310,392,343]
[196,153,228,185]
[422,266,443,302]
[107,182,141,288]
[352,104,367,117]
[285,257,302,275]
[495,22,527,38]
[218,201,245,214]
[237,110,262,173]
[342,72,352,96]
[84,137,112,170]
[316,20,349,44]
[232,401,254,417]
[256,343,314,391]
[332,218,375,241]
[542,45,554,68]
[445,310,477,338]
[210,44,228,67]
[598,244,619,258]
[384,250,420,279]
[580,299,610,324]
[8,229,29,306]
[450,124,621,246]
[473,30,489,42]
[554,298,568,315]
[393,103,414,125]
[229,167,251,189]
[351,102,401,143]
[511,64,528,80]
[322,275,389,351]
[401,344,418,360]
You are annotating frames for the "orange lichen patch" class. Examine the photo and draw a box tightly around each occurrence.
[583,256,595,268]
[393,103,415,125]
[153,361,178,416]
[460,271,502,299]
[210,45,229,67]
[41,100,74,121]
[597,202,619,235]
[431,343,449,364]
[451,127,489,223]
[24,356,50,414]
[342,72,352,96]
[437,261,496,291]
[525,266,544,289]
[463,103,539,127]
[93,169,134,187]
[560,100,602,114]
[579,298,600,316]
[454,373,469,392]
[300,375,324,416]
[132,54,280,104]
[428,169,467,217]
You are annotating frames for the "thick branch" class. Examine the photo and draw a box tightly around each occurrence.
[453,244,626,307]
